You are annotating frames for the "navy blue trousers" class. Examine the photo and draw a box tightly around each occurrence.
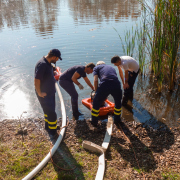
[124,70,139,100]
[59,79,79,116]
[36,92,57,135]
[91,81,122,126]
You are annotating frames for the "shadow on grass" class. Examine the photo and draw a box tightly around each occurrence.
[50,141,85,180]
[31,118,85,180]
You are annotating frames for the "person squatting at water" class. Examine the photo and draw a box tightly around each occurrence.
[90,61,122,129]
[34,49,62,139]
[111,55,139,106]
[59,63,95,120]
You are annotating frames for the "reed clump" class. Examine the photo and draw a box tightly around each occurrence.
[117,0,180,92]
[151,0,180,92]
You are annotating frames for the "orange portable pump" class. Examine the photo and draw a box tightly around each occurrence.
[53,67,61,81]
[82,91,115,116]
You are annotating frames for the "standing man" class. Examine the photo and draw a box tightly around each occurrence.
[111,56,139,105]
[59,63,95,120]
[34,49,62,138]
[91,61,122,129]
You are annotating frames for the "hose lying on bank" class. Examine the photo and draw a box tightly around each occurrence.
[82,115,113,180]
[22,82,67,180]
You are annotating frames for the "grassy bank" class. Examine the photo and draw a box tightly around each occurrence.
[0,118,180,180]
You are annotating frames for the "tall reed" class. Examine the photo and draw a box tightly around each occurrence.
[114,26,146,74]
[114,27,137,57]
[151,0,180,91]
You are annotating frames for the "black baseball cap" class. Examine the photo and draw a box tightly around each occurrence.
[50,49,62,60]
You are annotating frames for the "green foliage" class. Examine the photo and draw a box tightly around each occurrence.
[116,0,180,91]
[147,0,180,91]
[133,167,142,173]
[162,172,180,180]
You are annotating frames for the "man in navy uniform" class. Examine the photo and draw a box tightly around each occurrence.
[34,49,62,139]
[91,61,122,129]
[59,63,95,120]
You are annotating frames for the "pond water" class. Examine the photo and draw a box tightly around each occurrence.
[0,0,179,128]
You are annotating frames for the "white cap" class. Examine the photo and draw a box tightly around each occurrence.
[96,61,105,66]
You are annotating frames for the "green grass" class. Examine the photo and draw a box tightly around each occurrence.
[162,172,180,180]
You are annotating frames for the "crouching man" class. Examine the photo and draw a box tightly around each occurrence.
[91,61,122,129]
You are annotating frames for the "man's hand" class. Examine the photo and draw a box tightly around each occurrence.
[39,92,47,98]
[78,84,84,90]
[34,78,47,98]
[123,83,129,89]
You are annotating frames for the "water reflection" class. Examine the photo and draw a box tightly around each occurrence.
[0,0,141,34]
[0,0,29,30]
[2,86,29,118]
[68,0,142,24]
[30,0,59,36]
[0,0,59,36]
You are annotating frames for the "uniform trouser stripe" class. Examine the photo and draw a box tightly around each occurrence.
[44,118,57,125]
[48,125,57,129]
[114,107,121,111]
[92,108,100,113]
[48,120,57,125]
[37,93,57,135]
[48,126,57,129]
[114,106,121,115]
[91,112,99,117]
[114,111,121,115]
[91,108,100,117]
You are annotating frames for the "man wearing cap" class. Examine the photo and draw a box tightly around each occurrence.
[91,61,122,129]
[59,63,95,120]
[34,49,62,139]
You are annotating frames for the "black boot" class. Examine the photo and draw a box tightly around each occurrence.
[72,113,79,120]
[122,96,128,106]
[77,111,84,116]
[73,110,84,120]
[129,92,133,101]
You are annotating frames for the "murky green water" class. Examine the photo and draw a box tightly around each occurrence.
[0,0,179,128]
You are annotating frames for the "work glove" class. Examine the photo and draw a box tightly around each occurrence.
[78,84,84,90]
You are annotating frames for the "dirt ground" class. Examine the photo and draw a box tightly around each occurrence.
[0,117,180,180]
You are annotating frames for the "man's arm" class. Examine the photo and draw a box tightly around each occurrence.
[71,72,81,85]
[83,77,94,90]
[93,75,98,91]
[34,78,47,98]
[118,66,125,85]
[71,71,85,90]
[124,70,129,89]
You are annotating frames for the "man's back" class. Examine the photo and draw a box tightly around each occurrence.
[120,56,139,73]
[93,64,119,85]
[60,65,86,81]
